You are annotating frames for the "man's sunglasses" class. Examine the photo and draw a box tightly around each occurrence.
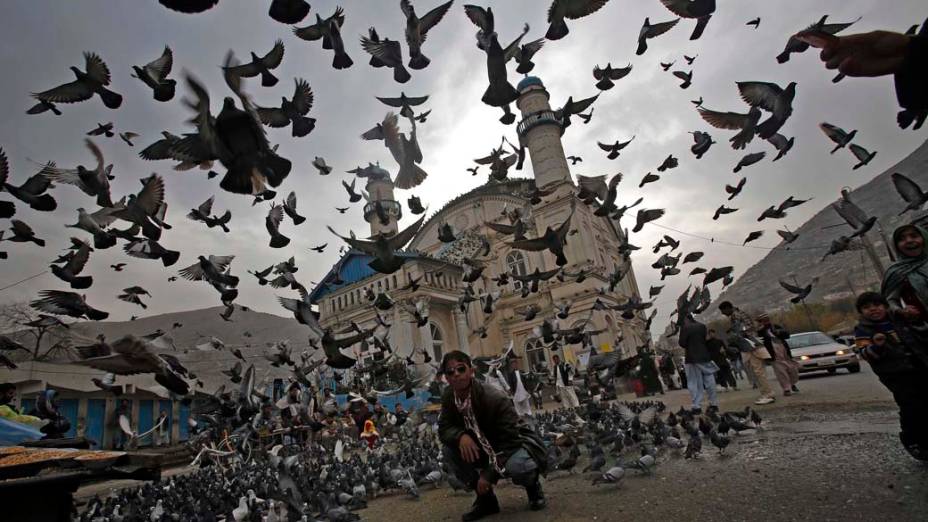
[443,366,468,376]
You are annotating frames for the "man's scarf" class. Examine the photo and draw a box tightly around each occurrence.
[454,392,504,474]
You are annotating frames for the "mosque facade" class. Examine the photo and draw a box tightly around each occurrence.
[309,77,646,371]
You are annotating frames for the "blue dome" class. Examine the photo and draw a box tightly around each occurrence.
[517,76,544,91]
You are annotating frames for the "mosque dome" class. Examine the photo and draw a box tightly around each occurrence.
[517,75,544,91]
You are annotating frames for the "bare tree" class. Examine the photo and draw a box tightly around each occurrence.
[0,302,73,362]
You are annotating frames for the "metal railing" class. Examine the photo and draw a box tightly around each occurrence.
[517,110,564,137]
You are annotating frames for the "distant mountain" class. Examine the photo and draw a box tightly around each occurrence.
[711,139,928,318]
[7,306,311,391]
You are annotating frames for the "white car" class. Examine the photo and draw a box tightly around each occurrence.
[788,331,860,374]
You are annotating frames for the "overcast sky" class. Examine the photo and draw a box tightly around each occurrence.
[0,0,925,335]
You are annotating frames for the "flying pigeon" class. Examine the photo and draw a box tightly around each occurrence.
[637,17,680,55]
[400,0,453,70]
[545,0,613,41]
[659,0,715,40]
[131,46,175,102]
[293,7,353,69]
[32,52,122,110]
[256,78,315,138]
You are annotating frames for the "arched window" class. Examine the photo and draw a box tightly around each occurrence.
[506,251,528,289]
[525,339,547,372]
[429,322,444,362]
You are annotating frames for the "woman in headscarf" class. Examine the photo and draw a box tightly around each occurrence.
[882,224,928,322]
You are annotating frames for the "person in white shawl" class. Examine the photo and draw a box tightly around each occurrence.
[505,356,533,417]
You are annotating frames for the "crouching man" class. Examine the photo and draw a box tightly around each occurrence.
[438,350,548,521]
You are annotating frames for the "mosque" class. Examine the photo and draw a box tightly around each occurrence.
[309,76,647,372]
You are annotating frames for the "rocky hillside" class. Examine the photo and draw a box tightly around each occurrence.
[711,138,928,318]
[6,306,312,390]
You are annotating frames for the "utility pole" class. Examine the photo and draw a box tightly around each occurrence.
[844,274,858,297]
[839,189,886,279]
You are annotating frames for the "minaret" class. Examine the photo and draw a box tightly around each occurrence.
[515,76,573,189]
[362,164,401,236]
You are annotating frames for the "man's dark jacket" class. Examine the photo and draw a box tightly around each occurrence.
[553,362,571,386]
[678,319,712,364]
[757,324,792,360]
[438,379,547,482]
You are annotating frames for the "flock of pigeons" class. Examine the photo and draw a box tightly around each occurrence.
[0,0,923,406]
[0,3,922,519]
[75,396,765,521]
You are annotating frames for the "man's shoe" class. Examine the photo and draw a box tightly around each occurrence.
[462,493,500,522]
[791,385,800,393]
[690,407,702,415]
[526,482,547,511]
[754,396,775,405]
[784,390,792,396]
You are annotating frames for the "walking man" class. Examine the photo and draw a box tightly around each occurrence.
[659,351,678,390]
[707,329,738,391]
[719,301,776,405]
[756,313,800,396]
[551,354,580,408]
[505,356,533,417]
[439,350,548,520]
[677,315,719,413]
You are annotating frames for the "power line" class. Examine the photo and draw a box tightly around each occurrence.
[0,270,48,292]
[645,222,828,252]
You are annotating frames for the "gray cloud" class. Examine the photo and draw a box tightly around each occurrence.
[0,0,925,334]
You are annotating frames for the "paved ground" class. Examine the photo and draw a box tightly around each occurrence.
[360,366,928,522]
[76,365,928,521]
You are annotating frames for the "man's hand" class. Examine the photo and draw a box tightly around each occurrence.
[476,476,492,495]
[901,305,922,320]
[805,30,911,77]
[459,434,480,463]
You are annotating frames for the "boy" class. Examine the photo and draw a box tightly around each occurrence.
[854,291,928,461]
